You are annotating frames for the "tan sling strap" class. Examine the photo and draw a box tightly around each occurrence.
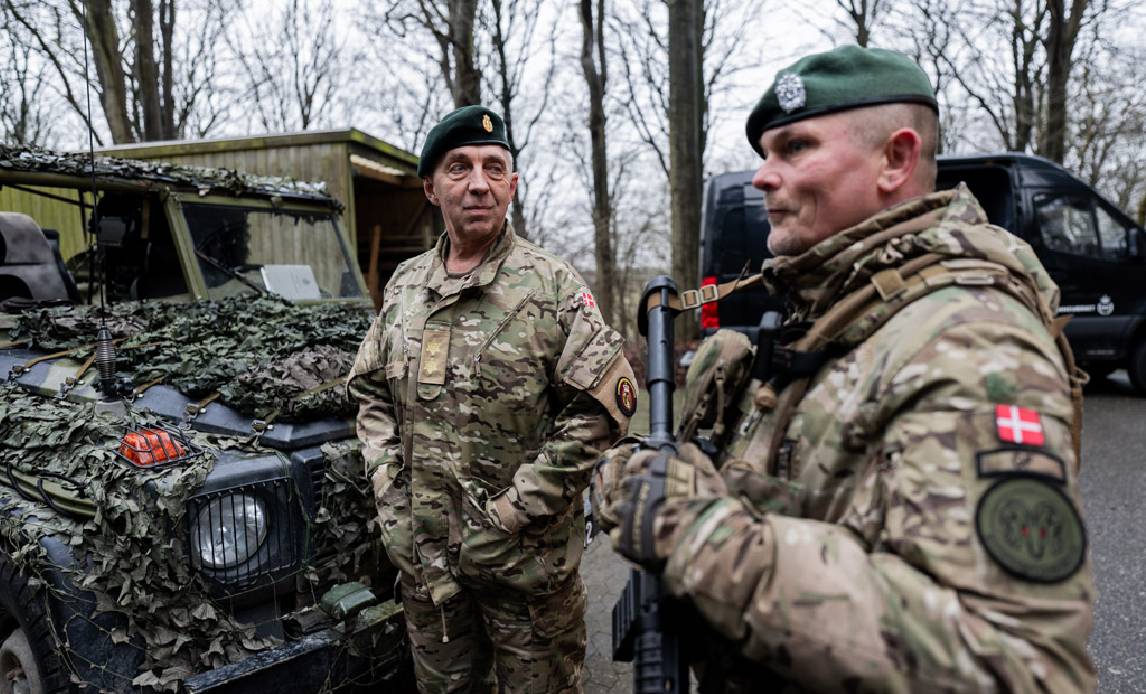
[645,273,764,312]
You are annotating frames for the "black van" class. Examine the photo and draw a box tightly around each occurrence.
[698,153,1146,390]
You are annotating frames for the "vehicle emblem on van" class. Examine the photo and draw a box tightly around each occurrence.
[775,73,806,113]
[1097,294,1114,316]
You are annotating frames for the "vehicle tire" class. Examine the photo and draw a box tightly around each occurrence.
[0,556,71,694]
[1128,341,1146,394]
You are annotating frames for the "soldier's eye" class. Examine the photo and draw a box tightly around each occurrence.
[447,162,468,176]
[786,138,810,155]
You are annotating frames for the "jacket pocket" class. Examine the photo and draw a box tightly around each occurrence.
[371,463,416,576]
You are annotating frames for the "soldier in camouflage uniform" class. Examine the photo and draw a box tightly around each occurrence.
[594,46,1095,692]
[349,106,636,693]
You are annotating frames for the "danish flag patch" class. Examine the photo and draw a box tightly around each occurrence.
[995,405,1044,446]
[578,291,596,310]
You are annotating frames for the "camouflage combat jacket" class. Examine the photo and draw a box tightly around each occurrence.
[349,228,634,604]
[664,185,1096,692]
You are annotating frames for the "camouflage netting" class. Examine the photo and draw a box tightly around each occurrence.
[0,384,389,692]
[8,296,372,421]
[0,385,273,690]
[0,145,338,206]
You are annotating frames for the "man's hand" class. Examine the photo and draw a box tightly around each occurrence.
[591,441,726,569]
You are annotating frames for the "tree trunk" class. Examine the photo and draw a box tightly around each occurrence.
[448,0,481,106]
[82,0,134,143]
[579,0,615,325]
[132,0,163,140]
[1041,0,1087,163]
[490,0,527,239]
[159,0,176,138]
[668,0,703,339]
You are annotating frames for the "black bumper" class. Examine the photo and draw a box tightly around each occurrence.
[183,611,413,694]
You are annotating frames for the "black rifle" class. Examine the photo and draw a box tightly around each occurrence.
[611,275,689,694]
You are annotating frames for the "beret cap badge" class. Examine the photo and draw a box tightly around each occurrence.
[775,73,806,113]
[417,105,511,177]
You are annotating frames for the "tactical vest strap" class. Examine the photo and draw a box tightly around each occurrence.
[759,257,1085,477]
[646,273,763,312]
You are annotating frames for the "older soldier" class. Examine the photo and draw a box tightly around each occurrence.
[349,105,635,693]
[595,46,1095,691]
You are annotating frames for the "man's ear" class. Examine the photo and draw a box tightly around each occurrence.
[423,177,439,206]
[507,171,520,199]
[877,128,922,196]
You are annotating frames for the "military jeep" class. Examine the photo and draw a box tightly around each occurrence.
[0,146,411,693]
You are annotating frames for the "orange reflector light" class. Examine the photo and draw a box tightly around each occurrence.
[119,429,187,467]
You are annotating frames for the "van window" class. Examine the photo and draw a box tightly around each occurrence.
[1035,196,1098,256]
[1095,204,1130,258]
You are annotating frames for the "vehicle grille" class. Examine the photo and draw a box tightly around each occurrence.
[187,478,302,589]
[308,456,328,510]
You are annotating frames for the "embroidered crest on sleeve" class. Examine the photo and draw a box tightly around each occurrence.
[615,377,637,417]
[975,476,1086,583]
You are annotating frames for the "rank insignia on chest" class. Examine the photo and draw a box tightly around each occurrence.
[995,405,1044,446]
[418,326,451,386]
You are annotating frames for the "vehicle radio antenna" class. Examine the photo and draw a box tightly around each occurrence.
[79,3,118,402]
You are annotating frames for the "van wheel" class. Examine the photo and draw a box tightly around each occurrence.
[0,557,71,694]
[1129,341,1146,394]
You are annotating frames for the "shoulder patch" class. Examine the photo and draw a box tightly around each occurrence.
[615,377,637,417]
[975,476,1086,583]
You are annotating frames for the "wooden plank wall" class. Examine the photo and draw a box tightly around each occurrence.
[150,143,356,243]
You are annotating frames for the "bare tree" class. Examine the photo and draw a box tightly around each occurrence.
[1041,0,1091,162]
[229,0,344,132]
[381,0,482,108]
[2,0,233,144]
[483,0,557,240]
[578,0,616,323]
[668,0,704,338]
[836,0,892,46]
[0,6,53,145]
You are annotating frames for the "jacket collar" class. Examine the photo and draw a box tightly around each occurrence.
[419,224,516,299]
[761,183,1060,320]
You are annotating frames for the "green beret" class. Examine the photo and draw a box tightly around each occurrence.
[745,45,937,155]
[417,105,511,177]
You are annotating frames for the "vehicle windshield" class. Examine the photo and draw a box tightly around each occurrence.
[182,203,364,301]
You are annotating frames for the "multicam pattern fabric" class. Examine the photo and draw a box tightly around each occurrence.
[348,227,634,606]
[7,296,371,420]
[399,572,586,693]
[656,185,1096,692]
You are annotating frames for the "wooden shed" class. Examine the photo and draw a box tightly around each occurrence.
[98,128,436,305]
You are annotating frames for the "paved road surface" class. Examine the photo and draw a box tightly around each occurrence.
[580,373,1146,692]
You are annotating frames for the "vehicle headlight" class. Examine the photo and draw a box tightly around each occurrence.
[191,494,268,569]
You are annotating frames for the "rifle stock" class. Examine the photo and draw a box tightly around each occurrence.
[611,275,689,694]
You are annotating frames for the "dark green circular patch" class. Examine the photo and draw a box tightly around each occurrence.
[976,476,1086,583]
